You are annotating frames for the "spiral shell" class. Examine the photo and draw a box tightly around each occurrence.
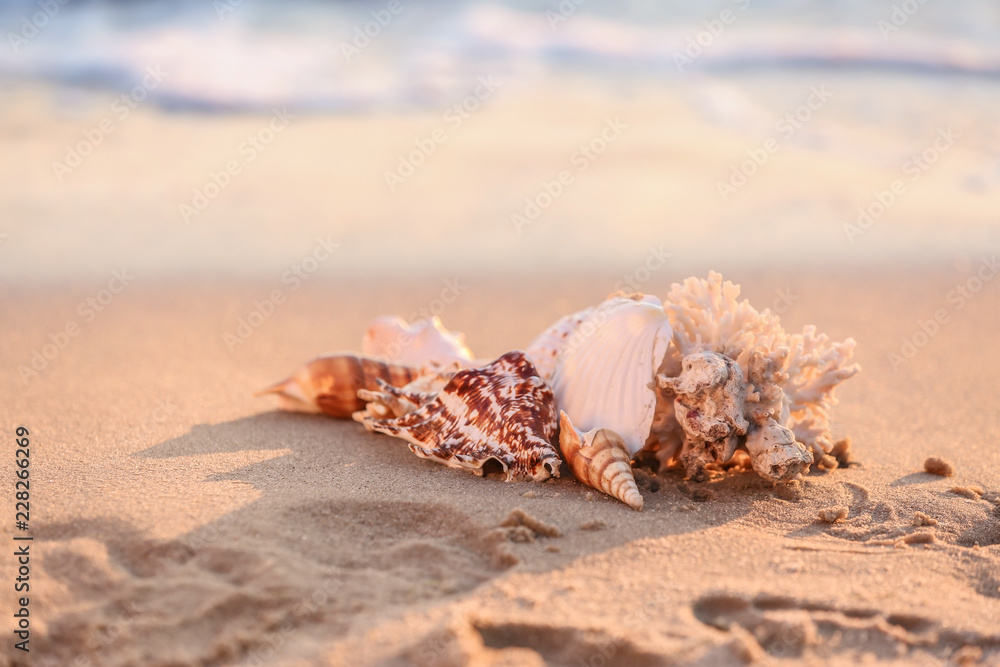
[558,412,643,511]
[549,294,673,457]
[256,354,419,418]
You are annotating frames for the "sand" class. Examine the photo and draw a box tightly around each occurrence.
[2,68,1000,665]
[1,268,999,667]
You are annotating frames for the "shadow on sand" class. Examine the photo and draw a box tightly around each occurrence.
[31,411,764,666]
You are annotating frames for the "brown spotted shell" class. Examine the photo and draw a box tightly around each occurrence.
[357,351,562,482]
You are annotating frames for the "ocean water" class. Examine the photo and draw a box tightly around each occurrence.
[1,1,998,282]
[1,0,999,112]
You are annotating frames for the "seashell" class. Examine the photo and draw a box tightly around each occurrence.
[522,275,857,486]
[558,411,643,511]
[357,351,562,482]
[548,294,674,457]
[354,378,439,421]
[256,272,859,500]
[362,315,474,367]
[255,354,419,418]
[525,307,597,384]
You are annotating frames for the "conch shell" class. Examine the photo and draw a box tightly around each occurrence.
[255,354,420,418]
[362,315,474,367]
[559,412,643,511]
[356,351,562,482]
[548,294,673,457]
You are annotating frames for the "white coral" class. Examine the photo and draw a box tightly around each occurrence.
[655,272,860,480]
[782,326,859,458]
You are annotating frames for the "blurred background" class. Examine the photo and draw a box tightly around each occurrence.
[0,0,998,283]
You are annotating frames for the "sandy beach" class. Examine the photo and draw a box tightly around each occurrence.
[2,3,1000,659]
[2,266,999,666]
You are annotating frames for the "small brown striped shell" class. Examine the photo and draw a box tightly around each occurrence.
[256,354,419,418]
[558,411,643,511]
[357,351,562,482]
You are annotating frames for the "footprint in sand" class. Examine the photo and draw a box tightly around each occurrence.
[28,502,513,667]
[750,477,1000,551]
[402,618,665,667]
[692,592,995,663]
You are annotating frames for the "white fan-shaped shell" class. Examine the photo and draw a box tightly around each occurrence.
[362,315,474,367]
[550,296,673,456]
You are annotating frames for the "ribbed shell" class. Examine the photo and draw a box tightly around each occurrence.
[559,412,643,510]
[549,296,673,456]
[256,354,418,418]
[525,307,597,384]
